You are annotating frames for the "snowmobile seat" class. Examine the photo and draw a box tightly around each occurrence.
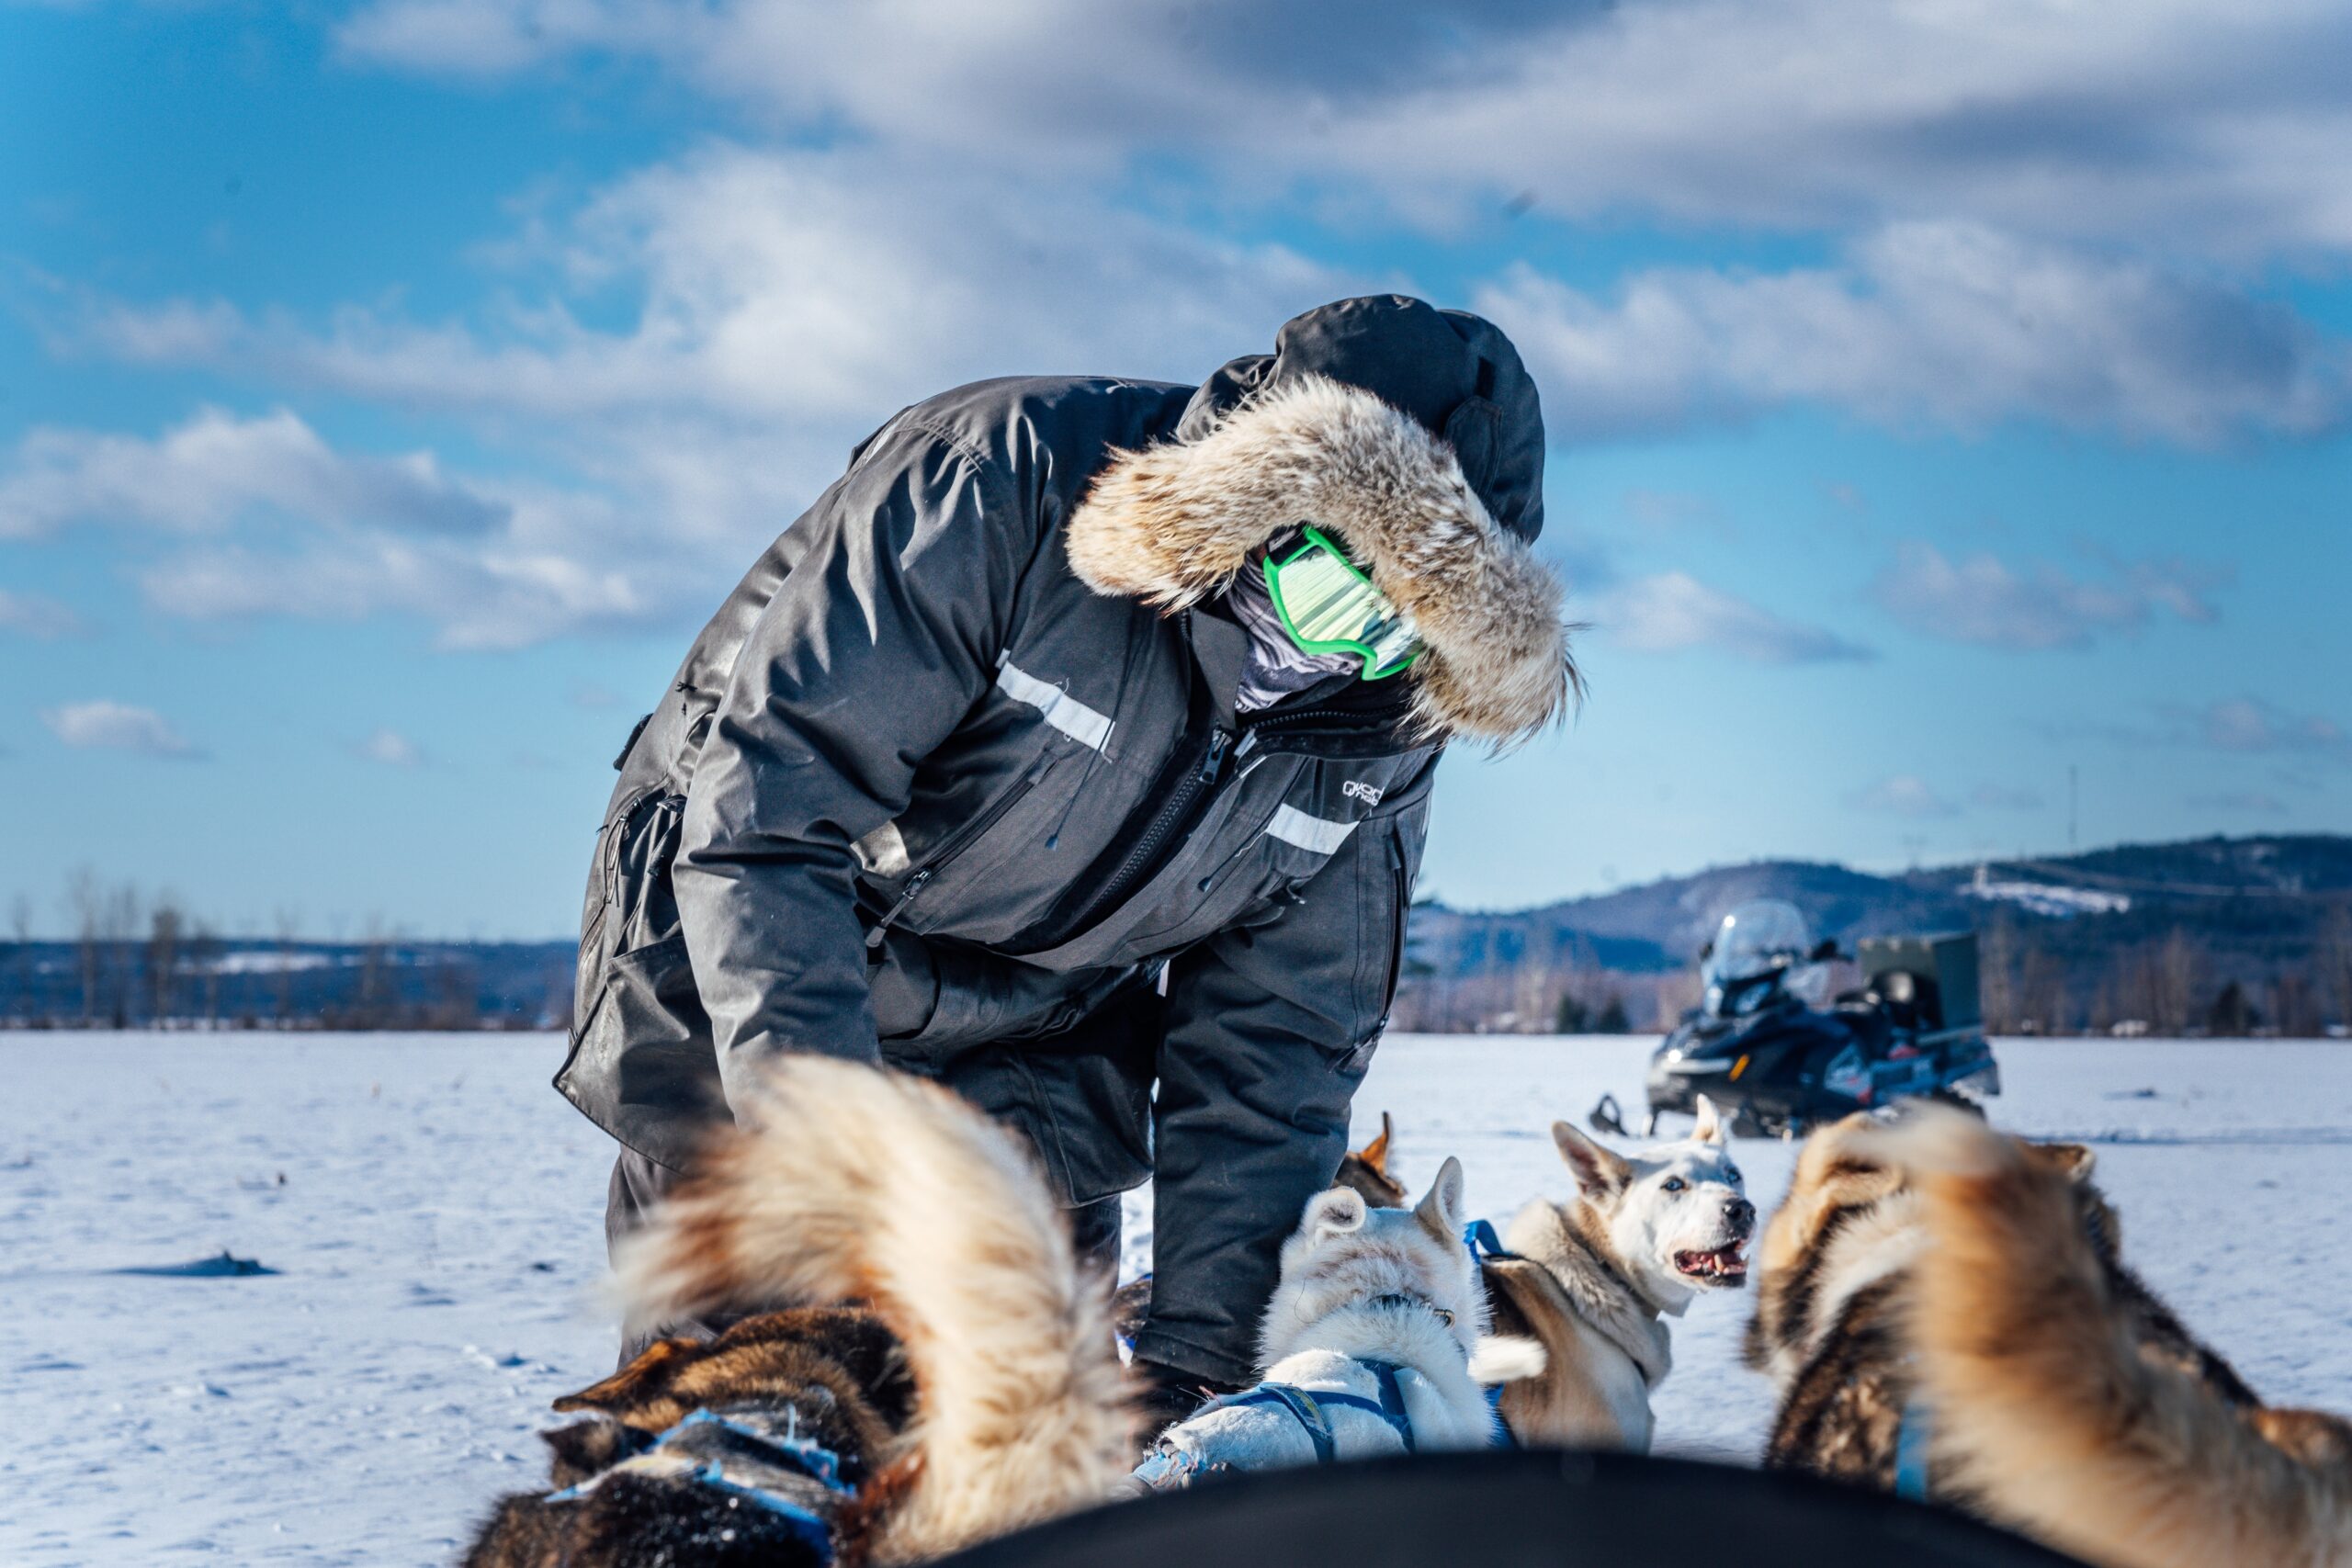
[937,1450,2087,1568]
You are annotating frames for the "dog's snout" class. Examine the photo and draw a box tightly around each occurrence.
[1727,1196,1756,1232]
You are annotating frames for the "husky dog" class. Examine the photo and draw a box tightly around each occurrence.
[1481,1094,1754,1451]
[1747,1108,2263,1505]
[1136,1156,1541,1484]
[1335,1111,1409,1208]
[1867,1107,2352,1568]
[467,1057,1132,1567]
[1111,1113,1408,1347]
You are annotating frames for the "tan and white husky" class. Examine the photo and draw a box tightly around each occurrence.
[1485,1094,1755,1450]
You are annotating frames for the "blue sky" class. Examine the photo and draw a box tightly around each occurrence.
[3,0,2347,938]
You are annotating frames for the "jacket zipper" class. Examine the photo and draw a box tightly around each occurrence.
[1380,844,1410,1025]
[1024,724,1244,948]
[865,759,1051,950]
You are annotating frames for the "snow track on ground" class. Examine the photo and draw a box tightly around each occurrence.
[6,1032,2349,1564]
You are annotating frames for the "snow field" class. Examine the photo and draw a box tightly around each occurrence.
[5,1032,2349,1564]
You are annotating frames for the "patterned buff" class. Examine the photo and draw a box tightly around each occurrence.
[1227,553,1363,712]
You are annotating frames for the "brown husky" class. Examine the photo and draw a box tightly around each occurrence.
[1746,1109,2256,1499]
[1870,1107,2352,1568]
[467,1057,1132,1567]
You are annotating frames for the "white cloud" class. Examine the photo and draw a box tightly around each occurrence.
[0,408,681,649]
[1476,226,2347,445]
[79,143,1346,425]
[0,589,84,639]
[350,728,423,767]
[2172,697,2347,759]
[1849,773,1958,818]
[334,0,2352,262]
[1600,571,1874,665]
[40,700,203,759]
[0,407,504,541]
[1871,541,2226,650]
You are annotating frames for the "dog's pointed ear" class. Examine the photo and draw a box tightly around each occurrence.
[2037,1140,2098,1183]
[1691,1095,1728,1146]
[1415,1155,1466,1243]
[552,1336,697,1415]
[1553,1120,1633,1197]
[1357,1111,1395,1178]
[1306,1186,1368,1236]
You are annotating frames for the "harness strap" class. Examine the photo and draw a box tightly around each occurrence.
[543,1406,855,1562]
[1172,1361,1420,1471]
[1464,1218,1511,1260]
[1464,1219,1522,1450]
[1894,1395,1934,1501]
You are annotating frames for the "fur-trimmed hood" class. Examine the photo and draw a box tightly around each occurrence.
[1065,375,1577,747]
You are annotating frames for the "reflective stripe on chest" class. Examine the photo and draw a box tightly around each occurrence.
[996,659,1114,750]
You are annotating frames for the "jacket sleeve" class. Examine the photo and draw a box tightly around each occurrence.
[1134,787,1433,1385]
[674,421,1024,1110]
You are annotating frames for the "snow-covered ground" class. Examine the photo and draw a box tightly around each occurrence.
[6,1031,2350,1565]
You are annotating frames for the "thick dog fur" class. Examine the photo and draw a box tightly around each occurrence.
[1064,375,1577,747]
[1872,1109,2352,1568]
[1143,1157,1540,1479]
[1490,1095,1754,1451]
[467,1308,919,1568]
[1111,1112,1408,1346]
[474,1059,1133,1566]
[1746,1109,2272,1504]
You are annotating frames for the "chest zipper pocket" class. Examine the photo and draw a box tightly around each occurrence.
[865,757,1053,950]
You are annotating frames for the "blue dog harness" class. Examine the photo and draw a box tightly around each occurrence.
[1894,1395,1934,1501]
[1135,1221,1534,1491]
[1464,1218,1521,1450]
[544,1408,854,1562]
[1133,1360,1419,1491]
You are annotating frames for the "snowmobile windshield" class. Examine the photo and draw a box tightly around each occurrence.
[1702,900,1812,987]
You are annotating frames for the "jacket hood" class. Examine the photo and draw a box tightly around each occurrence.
[1066,374,1578,748]
[1179,294,1547,544]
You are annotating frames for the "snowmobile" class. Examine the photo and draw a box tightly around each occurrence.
[1595,898,2000,1140]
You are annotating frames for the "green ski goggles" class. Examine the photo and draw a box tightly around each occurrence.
[1262,525,1425,681]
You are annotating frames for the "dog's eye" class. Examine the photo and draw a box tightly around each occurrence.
[1724,1167,1741,1184]
[1661,1177,1686,1192]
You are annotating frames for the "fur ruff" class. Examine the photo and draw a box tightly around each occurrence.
[1064,375,1577,747]
[1502,1197,1673,1389]
[615,1057,1133,1564]
[1872,1109,2352,1568]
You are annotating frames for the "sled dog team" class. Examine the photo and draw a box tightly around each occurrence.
[469,1060,2352,1568]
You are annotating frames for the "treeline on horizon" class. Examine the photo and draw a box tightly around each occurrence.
[1387,901,2352,1039]
[0,872,571,1032]
[6,870,2352,1040]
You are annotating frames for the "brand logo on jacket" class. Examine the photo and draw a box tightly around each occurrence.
[1340,781,1384,806]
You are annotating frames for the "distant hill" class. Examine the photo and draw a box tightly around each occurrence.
[5,835,2346,1037]
[1392,834,2352,1036]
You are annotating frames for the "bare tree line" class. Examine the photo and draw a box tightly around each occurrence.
[1394,902,2352,1040]
[4,870,521,1032]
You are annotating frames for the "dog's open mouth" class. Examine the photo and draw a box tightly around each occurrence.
[1673,1244,1749,1284]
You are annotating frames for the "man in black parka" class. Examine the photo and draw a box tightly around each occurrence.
[558,295,1573,1413]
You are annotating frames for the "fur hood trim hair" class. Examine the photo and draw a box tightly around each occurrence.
[1065,375,1578,747]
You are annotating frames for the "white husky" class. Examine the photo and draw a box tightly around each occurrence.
[1136,1156,1542,1486]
